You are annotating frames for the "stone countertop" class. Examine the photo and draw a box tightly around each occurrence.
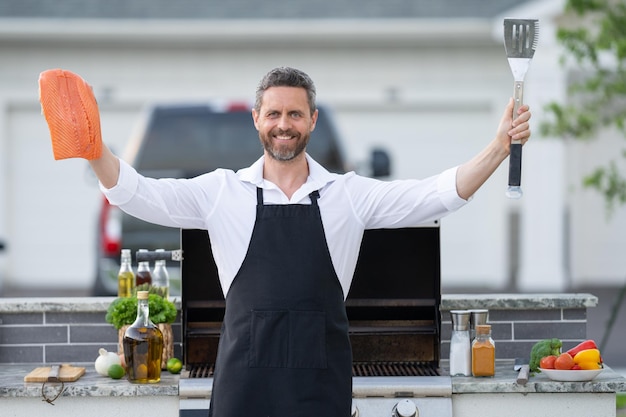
[0,293,598,313]
[2,361,624,399]
[440,293,598,310]
[0,364,179,399]
[0,297,179,312]
[452,361,626,394]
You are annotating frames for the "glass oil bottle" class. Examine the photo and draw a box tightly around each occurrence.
[135,249,152,288]
[123,291,163,383]
[117,249,135,298]
[151,249,170,298]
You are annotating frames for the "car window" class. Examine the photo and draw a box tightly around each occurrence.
[137,108,260,173]
[135,105,345,176]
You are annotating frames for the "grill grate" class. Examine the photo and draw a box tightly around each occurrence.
[352,361,440,377]
[188,364,215,378]
[186,361,439,378]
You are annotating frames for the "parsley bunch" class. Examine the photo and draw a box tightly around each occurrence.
[106,293,177,330]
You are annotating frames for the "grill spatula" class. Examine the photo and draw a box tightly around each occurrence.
[503,18,539,199]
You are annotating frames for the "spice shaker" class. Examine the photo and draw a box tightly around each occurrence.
[470,309,489,341]
[472,324,495,377]
[449,310,471,376]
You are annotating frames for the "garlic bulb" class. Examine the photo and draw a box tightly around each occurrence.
[95,348,121,376]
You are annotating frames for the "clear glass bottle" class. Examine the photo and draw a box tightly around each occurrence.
[472,324,495,377]
[135,249,152,288]
[117,249,135,298]
[449,310,471,376]
[123,291,163,383]
[151,249,170,298]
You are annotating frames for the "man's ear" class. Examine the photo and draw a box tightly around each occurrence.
[251,109,260,130]
[310,109,319,132]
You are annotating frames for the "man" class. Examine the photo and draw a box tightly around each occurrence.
[53,67,531,416]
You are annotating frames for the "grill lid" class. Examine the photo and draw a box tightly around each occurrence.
[180,223,442,373]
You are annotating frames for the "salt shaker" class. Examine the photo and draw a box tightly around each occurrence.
[449,310,471,376]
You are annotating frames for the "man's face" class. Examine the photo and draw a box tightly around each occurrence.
[252,86,318,162]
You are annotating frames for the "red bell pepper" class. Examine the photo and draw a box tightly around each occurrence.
[566,340,598,357]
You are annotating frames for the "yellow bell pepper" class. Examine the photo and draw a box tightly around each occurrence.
[577,361,602,370]
[573,348,602,369]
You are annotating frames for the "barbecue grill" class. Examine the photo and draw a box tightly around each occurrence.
[178,221,452,417]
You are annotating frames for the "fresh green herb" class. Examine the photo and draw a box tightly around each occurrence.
[105,294,177,330]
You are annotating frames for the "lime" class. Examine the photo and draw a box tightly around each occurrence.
[108,364,126,379]
[166,358,183,374]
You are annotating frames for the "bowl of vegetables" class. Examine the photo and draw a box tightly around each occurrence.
[531,339,604,382]
[539,367,603,382]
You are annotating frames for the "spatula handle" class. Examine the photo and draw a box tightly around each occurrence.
[507,80,524,199]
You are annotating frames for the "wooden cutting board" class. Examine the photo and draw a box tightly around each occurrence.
[24,364,86,382]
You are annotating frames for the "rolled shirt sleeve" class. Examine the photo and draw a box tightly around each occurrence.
[437,166,471,211]
[99,159,140,206]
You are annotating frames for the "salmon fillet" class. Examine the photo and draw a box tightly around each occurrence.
[39,69,102,160]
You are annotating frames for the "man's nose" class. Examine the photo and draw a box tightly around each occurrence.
[277,114,291,130]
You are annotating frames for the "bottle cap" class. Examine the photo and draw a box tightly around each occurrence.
[470,309,489,328]
[476,324,491,335]
[450,310,470,331]
[137,291,149,300]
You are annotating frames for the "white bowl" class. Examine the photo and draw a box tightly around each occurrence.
[539,368,603,382]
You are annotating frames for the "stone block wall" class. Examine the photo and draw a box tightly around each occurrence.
[0,298,182,364]
[440,307,587,361]
[0,294,595,365]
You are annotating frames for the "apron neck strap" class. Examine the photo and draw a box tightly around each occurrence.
[309,190,320,206]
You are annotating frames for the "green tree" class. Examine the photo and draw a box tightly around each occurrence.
[540,0,626,353]
[540,0,626,214]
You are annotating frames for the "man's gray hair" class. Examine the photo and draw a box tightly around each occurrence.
[255,67,317,115]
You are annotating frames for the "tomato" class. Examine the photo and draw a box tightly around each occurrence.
[539,355,557,369]
[571,364,582,370]
[554,353,575,370]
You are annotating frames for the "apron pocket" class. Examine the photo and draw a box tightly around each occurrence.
[249,310,289,368]
[248,310,327,369]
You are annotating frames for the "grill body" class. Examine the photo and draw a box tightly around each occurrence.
[179,223,452,417]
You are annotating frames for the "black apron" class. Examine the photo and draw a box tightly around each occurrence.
[208,188,352,417]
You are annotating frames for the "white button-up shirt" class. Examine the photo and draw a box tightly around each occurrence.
[101,153,467,298]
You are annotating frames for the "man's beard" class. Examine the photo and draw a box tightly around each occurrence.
[261,128,310,162]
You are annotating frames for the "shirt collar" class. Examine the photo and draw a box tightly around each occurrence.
[237,153,337,191]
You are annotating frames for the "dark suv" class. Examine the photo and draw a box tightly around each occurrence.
[93,102,389,295]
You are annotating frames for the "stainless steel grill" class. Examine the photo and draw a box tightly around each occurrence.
[178,223,452,417]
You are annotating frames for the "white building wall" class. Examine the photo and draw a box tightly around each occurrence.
[0,11,623,292]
